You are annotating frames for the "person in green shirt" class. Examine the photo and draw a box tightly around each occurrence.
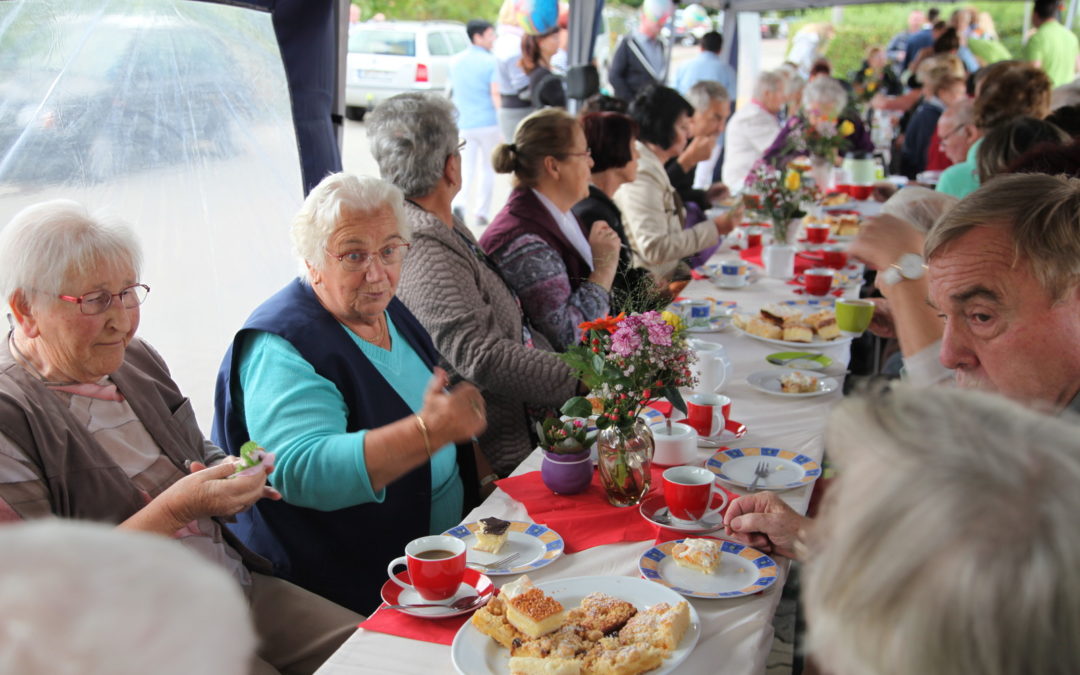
[1023,0,1080,88]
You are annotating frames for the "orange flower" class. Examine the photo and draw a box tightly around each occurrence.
[579,313,625,337]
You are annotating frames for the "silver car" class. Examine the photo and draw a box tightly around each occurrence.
[345,20,468,121]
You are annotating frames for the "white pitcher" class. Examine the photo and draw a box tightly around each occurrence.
[689,339,733,394]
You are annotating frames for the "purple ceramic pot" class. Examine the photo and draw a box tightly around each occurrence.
[540,449,593,495]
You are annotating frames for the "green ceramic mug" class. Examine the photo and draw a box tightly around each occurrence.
[835,298,875,333]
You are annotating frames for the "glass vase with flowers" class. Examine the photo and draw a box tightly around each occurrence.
[559,311,697,506]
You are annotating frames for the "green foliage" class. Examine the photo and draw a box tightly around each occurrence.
[353,0,501,23]
[783,2,1033,77]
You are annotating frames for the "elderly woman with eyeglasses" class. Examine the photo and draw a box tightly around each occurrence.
[213,173,487,615]
[0,200,361,673]
[366,93,576,478]
[479,108,622,351]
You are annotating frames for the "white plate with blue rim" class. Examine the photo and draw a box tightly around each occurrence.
[705,447,822,491]
[442,520,563,575]
[639,538,779,599]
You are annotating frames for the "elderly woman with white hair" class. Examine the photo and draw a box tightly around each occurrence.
[725,384,1080,674]
[213,173,487,614]
[0,200,360,673]
[758,75,874,171]
[364,92,577,478]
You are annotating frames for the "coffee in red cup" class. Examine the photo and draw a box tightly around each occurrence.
[804,267,835,296]
[386,535,466,601]
[805,222,830,244]
[662,466,726,522]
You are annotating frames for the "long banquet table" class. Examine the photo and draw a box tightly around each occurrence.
[317,250,858,675]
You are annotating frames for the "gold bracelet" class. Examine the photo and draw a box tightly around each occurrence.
[414,414,432,458]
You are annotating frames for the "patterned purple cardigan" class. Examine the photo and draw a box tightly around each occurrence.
[480,187,610,350]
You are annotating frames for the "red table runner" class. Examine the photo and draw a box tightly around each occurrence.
[358,606,470,645]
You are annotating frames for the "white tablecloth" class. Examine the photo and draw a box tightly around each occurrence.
[317,261,854,675]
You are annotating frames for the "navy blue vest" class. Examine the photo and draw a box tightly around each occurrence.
[212,279,475,614]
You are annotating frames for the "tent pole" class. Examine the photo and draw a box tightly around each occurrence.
[333,0,347,152]
[1066,0,1078,29]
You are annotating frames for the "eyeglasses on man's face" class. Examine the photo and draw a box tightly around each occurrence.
[560,148,591,160]
[326,242,411,272]
[58,283,150,315]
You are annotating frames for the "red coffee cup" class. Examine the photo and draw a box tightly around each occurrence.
[662,466,726,522]
[804,267,835,296]
[833,185,854,197]
[805,222,830,244]
[822,247,848,269]
[850,184,873,200]
[686,393,727,437]
[386,535,467,601]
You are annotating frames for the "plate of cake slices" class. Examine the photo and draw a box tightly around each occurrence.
[747,369,840,398]
[453,575,701,675]
[732,301,853,348]
[705,447,822,491]
[443,519,564,576]
[639,537,779,599]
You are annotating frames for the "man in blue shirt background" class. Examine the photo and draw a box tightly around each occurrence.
[673,31,735,188]
[451,19,501,227]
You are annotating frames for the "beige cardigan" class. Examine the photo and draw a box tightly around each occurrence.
[397,202,577,476]
[613,141,720,282]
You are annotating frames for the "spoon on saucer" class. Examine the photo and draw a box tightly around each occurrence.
[383,595,483,612]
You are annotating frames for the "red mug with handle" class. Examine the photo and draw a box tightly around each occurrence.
[686,393,727,437]
[662,466,727,521]
[386,535,466,601]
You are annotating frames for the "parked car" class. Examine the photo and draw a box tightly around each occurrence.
[345,20,468,121]
[0,15,249,184]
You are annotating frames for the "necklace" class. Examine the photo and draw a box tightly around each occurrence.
[358,315,386,345]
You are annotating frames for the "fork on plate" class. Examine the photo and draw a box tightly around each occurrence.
[467,551,520,570]
[747,460,770,491]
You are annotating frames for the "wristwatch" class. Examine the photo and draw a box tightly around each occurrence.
[881,252,927,286]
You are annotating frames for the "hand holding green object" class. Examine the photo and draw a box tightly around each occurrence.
[232,441,275,478]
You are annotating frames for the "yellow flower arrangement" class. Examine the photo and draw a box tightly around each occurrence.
[660,310,683,331]
[838,120,856,137]
[784,170,801,191]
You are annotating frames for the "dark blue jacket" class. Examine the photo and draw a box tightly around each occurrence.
[213,279,475,614]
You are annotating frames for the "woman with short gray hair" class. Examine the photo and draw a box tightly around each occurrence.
[758,74,873,170]
[213,171,486,614]
[366,93,576,478]
[0,200,361,672]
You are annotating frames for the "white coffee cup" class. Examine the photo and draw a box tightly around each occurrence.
[650,422,698,466]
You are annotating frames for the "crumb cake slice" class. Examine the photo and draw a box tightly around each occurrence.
[781,322,813,343]
[564,592,637,636]
[470,596,525,649]
[506,588,566,638]
[618,601,690,652]
[671,538,722,574]
[508,656,582,675]
[584,638,666,675]
[780,371,819,394]
[474,516,511,554]
[747,316,782,340]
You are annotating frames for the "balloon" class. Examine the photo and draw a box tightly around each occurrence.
[498,0,559,35]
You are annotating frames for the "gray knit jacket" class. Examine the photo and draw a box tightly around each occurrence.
[397,202,577,476]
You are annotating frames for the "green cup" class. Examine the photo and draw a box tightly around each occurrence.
[835,298,875,333]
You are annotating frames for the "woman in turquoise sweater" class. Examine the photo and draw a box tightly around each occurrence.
[214,173,487,614]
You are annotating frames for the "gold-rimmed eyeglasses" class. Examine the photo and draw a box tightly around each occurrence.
[58,283,150,315]
[325,242,411,272]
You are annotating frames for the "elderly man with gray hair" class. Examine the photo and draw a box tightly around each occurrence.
[721,71,786,187]
[665,80,732,211]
